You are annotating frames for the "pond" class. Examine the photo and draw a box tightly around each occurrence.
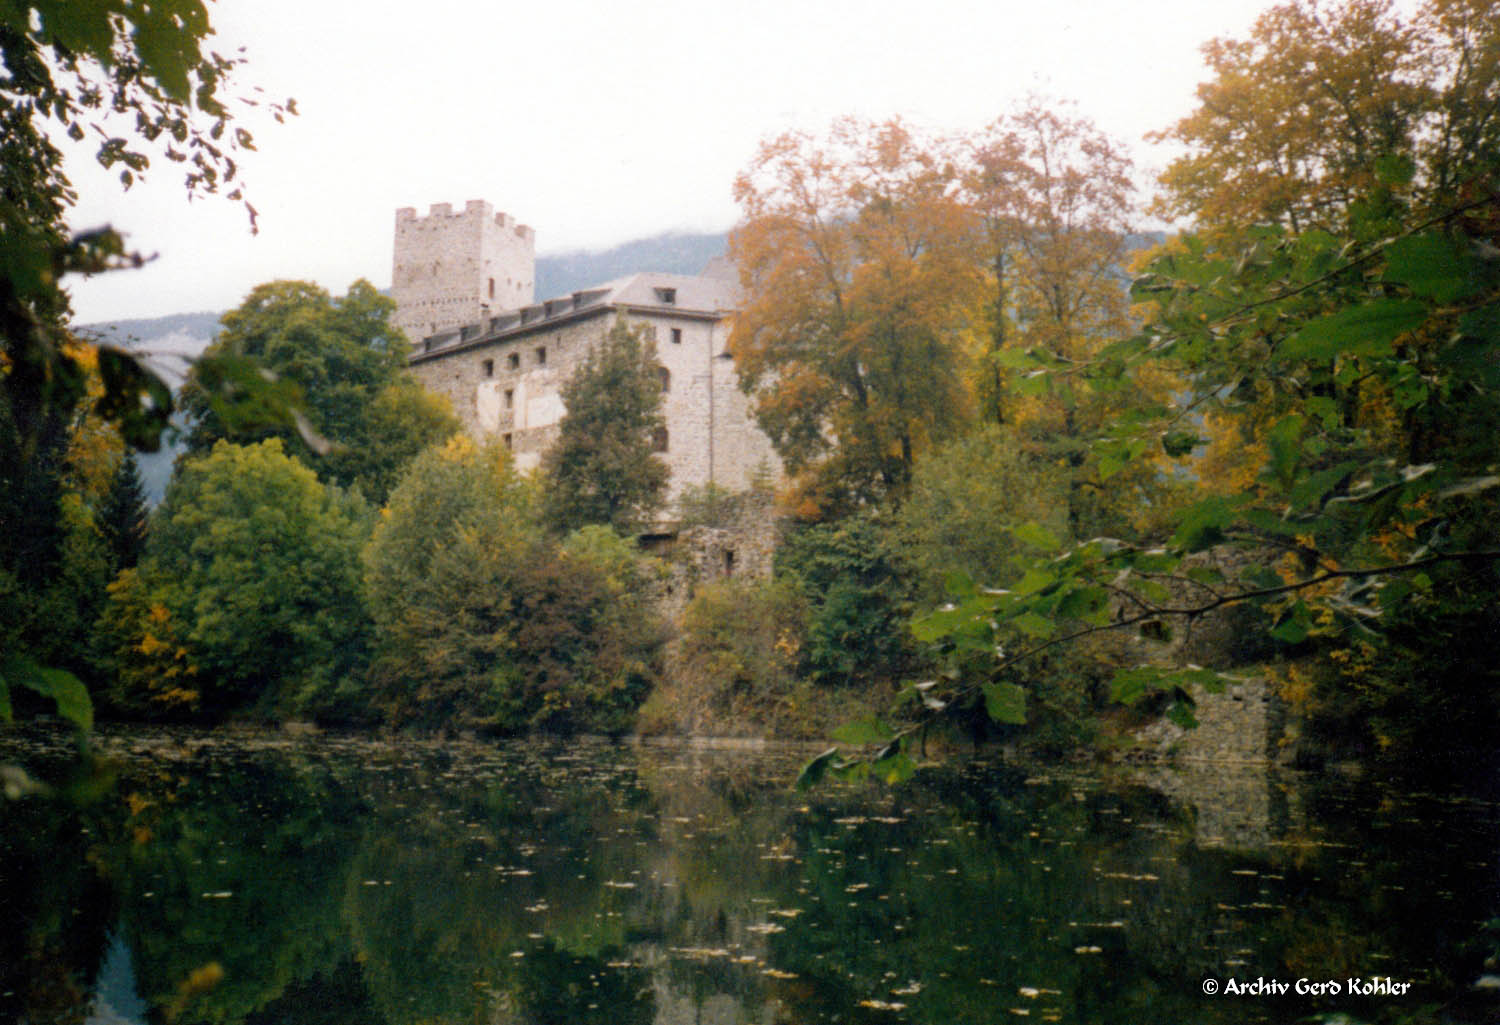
[1,727,1497,1025]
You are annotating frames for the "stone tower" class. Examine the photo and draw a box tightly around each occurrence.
[391,200,536,342]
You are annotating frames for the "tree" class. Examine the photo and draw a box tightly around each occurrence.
[102,440,372,720]
[965,100,1180,540]
[1,0,289,730]
[2,0,290,461]
[1152,0,1500,234]
[803,4,1500,780]
[540,317,669,535]
[729,118,986,515]
[366,438,663,733]
[97,453,149,573]
[892,425,1071,603]
[182,280,460,505]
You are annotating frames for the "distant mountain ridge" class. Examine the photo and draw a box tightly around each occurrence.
[79,230,732,347]
[74,230,729,503]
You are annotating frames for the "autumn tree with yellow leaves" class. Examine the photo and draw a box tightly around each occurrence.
[729,118,987,516]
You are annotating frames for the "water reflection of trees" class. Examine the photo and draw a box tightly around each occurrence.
[1,732,1495,1025]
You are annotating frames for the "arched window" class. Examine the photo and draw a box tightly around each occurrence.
[651,427,669,453]
[656,365,670,393]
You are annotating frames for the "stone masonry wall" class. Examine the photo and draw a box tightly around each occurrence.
[408,311,782,506]
[392,201,535,343]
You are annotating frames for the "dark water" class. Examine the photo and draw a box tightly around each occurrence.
[1,727,1497,1025]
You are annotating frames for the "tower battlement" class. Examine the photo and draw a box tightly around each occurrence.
[391,198,536,341]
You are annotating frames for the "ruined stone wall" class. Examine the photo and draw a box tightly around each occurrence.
[649,489,783,623]
[1133,676,1275,764]
[392,200,535,342]
[408,311,782,504]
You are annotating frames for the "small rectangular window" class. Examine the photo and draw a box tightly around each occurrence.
[504,389,514,409]
[654,287,677,304]
[507,353,520,370]
[502,433,512,449]
[536,346,547,365]
[482,359,494,378]
[488,278,495,300]
[670,327,682,345]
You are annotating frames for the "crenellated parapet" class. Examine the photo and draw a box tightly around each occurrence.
[391,199,535,342]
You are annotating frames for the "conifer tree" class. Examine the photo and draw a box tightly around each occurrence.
[97,453,150,573]
[541,319,669,536]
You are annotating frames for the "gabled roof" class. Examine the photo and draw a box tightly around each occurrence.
[411,271,741,362]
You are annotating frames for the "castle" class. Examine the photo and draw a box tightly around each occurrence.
[393,200,782,529]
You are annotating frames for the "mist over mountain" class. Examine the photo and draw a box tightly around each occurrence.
[535,231,729,299]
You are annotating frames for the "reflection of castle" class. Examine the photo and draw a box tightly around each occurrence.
[393,200,781,503]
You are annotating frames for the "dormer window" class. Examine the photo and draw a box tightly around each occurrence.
[654,287,677,305]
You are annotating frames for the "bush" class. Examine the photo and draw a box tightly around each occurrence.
[639,576,887,739]
[365,439,664,734]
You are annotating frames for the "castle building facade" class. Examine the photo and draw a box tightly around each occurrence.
[394,201,781,505]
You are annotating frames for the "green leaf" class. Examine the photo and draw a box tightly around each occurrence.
[1165,699,1199,730]
[1009,611,1055,639]
[1290,461,1359,511]
[832,716,893,747]
[993,347,1040,371]
[1185,565,1224,587]
[1013,568,1056,596]
[943,570,977,598]
[0,675,10,724]
[1056,585,1108,622]
[1270,604,1311,644]
[796,748,843,791]
[1125,574,1172,604]
[1011,521,1062,553]
[0,657,93,733]
[1281,299,1428,361]
[1305,395,1340,429]
[983,681,1027,725]
[1171,496,1239,552]
[873,750,917,785]
[1266,413,1305,489]
[1161,430,1201,458]
[1110,667,1163,705]
[1384,233,1475,304]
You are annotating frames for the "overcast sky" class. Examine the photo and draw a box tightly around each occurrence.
[63,0,1277,325]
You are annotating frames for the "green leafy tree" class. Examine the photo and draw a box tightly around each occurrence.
[366,438,664,733]
[1,0,290,731]
[776,511,918,690]
[541,317,669,535]
[102,440,372,721]
[893,425,1072,602]
[182,280,460,505]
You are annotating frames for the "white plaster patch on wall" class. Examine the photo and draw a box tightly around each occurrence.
[525,390,565,431]
[476,381,502,432]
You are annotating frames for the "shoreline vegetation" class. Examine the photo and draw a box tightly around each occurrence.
[3,0,1499,786]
